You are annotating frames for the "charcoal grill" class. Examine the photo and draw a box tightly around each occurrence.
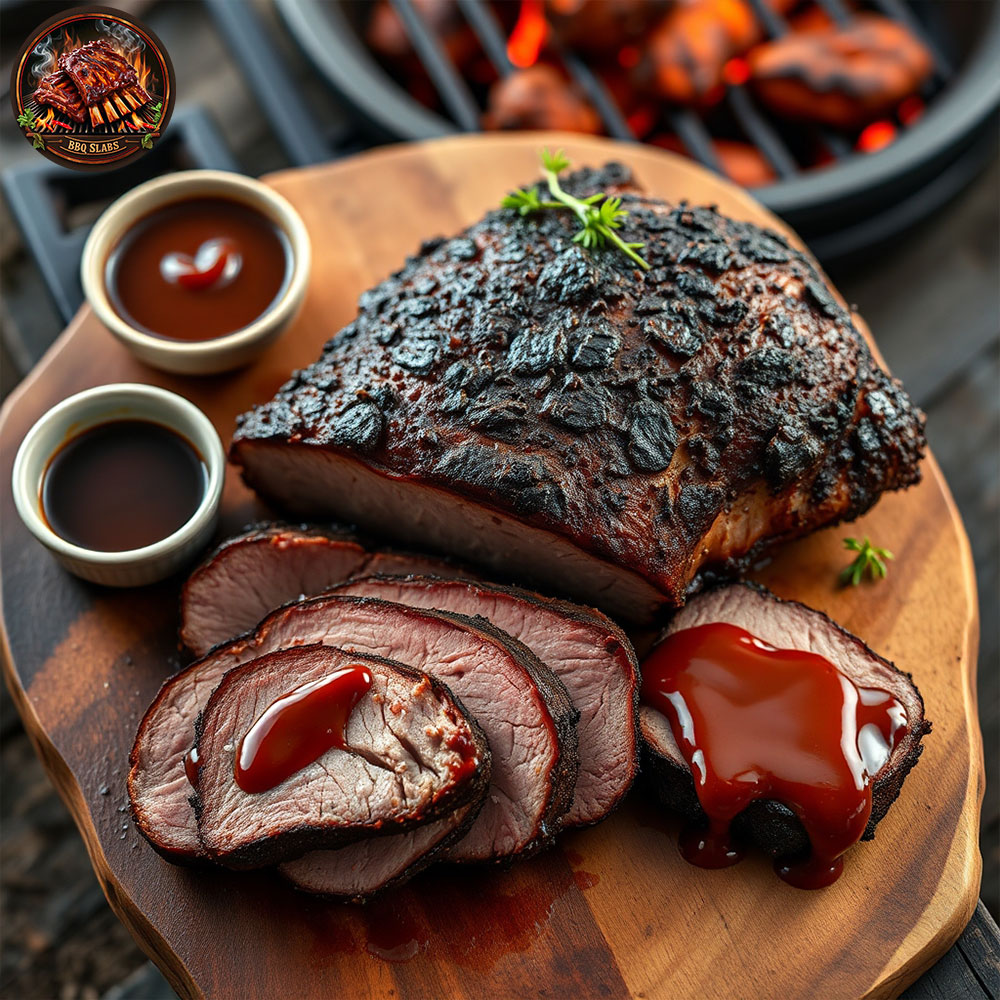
[272,0,1000,260]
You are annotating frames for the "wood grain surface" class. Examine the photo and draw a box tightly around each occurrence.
[0,134,983,1000]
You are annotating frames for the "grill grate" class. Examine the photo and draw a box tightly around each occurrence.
[384,0,951,181]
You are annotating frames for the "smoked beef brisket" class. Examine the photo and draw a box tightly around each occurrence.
[230,163,924,623]
[130,595,578,864]
[331,575,640,827]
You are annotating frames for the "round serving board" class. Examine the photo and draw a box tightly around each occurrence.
[0,134,982,1000]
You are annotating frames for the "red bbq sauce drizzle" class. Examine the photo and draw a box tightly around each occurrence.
[640,622,908,889]
[235,665,373,793]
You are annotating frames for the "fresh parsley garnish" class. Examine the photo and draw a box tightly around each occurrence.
[839,537,894,586]
[501,148,650,271]
[16,109,36,129]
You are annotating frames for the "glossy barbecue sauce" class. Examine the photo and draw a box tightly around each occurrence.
[106,197,291,341]
[641,622,908,889]
[41,419,206,552]
[234,666,373,793]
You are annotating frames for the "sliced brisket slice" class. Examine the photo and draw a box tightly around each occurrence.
[278,799,481,899]
[180,523,475,657]
[331,575,639,827]
[130,595,577,864]
[640,582,930,859]
[33,70,86,122]
[59,40,137,105]
[193,644,489,869]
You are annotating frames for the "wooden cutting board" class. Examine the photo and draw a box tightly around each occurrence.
[0,134,983,1000]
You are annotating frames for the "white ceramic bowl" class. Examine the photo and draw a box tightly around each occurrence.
[81,170,311,375]
[12,383,225,587]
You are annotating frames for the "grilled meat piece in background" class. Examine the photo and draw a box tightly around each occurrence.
[749,14,934,129]
[483,65,601,133]
[639,0,798,105]
[230,163,925,623]
[545,0,669,54]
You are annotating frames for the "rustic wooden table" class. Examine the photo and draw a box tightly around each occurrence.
[0,2,996,997]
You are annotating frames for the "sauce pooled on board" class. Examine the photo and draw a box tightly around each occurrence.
[641,622,908,888]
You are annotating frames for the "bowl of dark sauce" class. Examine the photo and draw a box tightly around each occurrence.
[82,171,310,375]
[12,384,225,586]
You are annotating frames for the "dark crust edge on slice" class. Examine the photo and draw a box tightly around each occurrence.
[190,644,492,870]
[280,792,489,902]
[640,581,931,860]
[330,573,640,827]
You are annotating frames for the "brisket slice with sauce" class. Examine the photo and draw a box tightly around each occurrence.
[180,523,477,657]
[130,595,578,864]
[193,644,489,869]
[330,574,639,828]
[230,163,924,624]
[640,582,930,859]
[33,70,86,122]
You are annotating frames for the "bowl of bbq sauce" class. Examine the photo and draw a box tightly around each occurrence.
[12,384,225,586]
[82,171,310,375]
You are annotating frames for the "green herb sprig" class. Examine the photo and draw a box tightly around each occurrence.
[141,102,163,149]
[502,149,650,271]
[839,537,894,586]
[16,108,45,149]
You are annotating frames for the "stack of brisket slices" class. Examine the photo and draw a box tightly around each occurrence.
[129,523,928,899]
[129,524,641,899]
[33,40,151,126]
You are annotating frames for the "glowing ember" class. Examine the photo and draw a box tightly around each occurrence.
[507,0,547,69]
[857,120,897,153]
[723,58,750,87]
[897,95,925,126]
[617,45,641,69]
[627,106,656,138]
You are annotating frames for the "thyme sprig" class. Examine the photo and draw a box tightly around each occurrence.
[501,149,650,271]
[839,537,894,586]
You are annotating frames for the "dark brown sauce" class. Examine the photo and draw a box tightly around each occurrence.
[235,665,372,793]
[41,419,206,552]
[641,622,908,889]
[106,196,291,342]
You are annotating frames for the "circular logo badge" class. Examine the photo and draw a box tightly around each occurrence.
[10,5,174,171]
